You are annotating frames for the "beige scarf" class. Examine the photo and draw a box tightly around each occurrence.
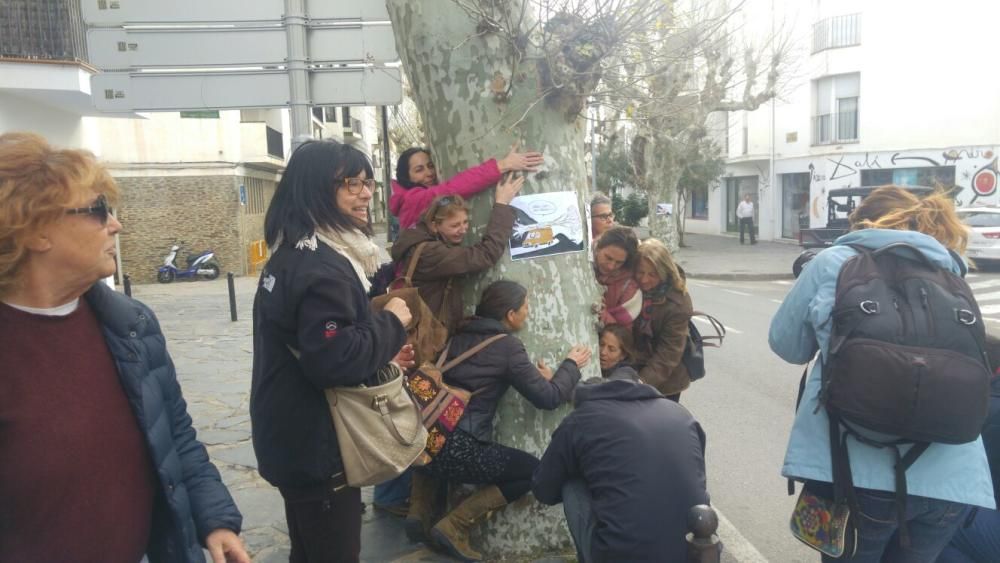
[295,227,380,293]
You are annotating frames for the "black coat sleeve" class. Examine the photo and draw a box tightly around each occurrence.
[531,418,579,505]
[296,269,407,389]
[505,340,580,410]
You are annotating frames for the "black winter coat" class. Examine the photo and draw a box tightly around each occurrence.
[443,317,580,442]
[84,283,242,563]
[251,240,407,488]
[532,379,709,563]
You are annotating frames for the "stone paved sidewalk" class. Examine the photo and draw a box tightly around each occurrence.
[132,264,742,562]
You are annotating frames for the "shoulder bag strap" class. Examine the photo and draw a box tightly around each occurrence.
[440,334,508,373]
[435,339,453,368]
[403,242,428,287]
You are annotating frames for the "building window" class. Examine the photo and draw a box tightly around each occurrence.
[688,184,709,220]
[325,107,338,123]
[265,126,284,159]
[813,73,859,145]
[861,166,956,189]
[813,14,861,53]
[342,107,351,124]
[243,177,274,215]
[781,173,811,239]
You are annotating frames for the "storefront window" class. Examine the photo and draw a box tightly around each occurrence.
[689,184,709,220]
[781,173,811,239]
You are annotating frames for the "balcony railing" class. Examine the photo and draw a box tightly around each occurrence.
[813,14,861,54]
[1,0,88,63]
[812,110,859,145]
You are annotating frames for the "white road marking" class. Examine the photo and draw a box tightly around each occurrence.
[986,318,1000,323]
[724,289,753,297]
[770,299,784,305]
[974,290,1000,302]
[715,507,770,563]
[980,304,1000,315]
[970,279,1000,290]
[773,280,793,286]
[694,315,743,334]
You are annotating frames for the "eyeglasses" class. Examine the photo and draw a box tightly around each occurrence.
[594,212,615,221]
[435,196,455,208]
[66,194,113,225]
[341,178,377,195]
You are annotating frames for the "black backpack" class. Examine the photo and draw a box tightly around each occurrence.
[682,312,725,381]
[821,243,991,546]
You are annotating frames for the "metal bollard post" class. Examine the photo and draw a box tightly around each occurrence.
[227,272,237,322]
[686,504,721,563]
[123,274,132,297]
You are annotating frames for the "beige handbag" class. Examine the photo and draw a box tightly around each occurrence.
[287,344,427,488]
[323,362,428,487]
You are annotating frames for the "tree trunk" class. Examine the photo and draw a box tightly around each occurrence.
[636,133,681,251]
[387,1,601,557]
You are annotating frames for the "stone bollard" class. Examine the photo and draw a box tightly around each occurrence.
[686,504,721,563]
[227,272,237,322]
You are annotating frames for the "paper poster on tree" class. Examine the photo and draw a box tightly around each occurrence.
[509,191,585,260]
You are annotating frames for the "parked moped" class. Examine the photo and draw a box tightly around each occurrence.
[157,244,221,283]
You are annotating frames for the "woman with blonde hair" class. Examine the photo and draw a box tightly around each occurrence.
[389,175,524,333]
[632,238,693,401]
[770,186,993,562]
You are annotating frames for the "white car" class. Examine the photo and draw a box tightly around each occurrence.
[957,207,1000,262]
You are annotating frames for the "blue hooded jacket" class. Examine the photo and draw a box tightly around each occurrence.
[769,229,995,509]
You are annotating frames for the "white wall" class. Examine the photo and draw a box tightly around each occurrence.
[0,92,86,146]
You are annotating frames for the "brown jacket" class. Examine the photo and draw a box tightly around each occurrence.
[633,288,693,396]
[390,203,515,332]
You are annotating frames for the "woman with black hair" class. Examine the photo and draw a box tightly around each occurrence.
[389,144,544,229]
[250,140,414,562]
[415,280,590,561]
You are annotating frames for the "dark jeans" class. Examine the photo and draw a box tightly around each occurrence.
[937,507,1000,563]
[820,488,971,563]
[739,217,756,243]
[562,479,597,563]
[280,474,362,563]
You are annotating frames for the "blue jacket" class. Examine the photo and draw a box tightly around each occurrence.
[85,283,242,562]
[769,229,995,510]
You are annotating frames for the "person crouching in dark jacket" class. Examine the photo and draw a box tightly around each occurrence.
[250,140,413,563]
[0,132,246,563]
[531,363,710,563]
[418,280,590,561]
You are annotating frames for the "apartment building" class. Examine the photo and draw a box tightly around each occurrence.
[688,0,1000,242]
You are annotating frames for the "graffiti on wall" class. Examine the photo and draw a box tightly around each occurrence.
[800,146,1000,226]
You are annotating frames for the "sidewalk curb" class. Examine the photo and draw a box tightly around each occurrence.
[687,272,794,281]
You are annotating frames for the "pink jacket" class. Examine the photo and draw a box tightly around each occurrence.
[389,158,502,229]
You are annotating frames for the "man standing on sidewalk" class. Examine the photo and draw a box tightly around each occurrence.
[736,193,756,244]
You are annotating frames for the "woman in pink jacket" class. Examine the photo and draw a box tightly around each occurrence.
[390,144,543,229]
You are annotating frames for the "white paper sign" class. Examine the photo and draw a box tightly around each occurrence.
[508,191,585,261]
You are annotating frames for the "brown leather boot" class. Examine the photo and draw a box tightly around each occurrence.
[404,471,439,542]
[430,485,507,561]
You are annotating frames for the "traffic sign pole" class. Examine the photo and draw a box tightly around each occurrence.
[285,0,312,154]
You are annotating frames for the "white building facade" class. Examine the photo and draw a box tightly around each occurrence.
[688,0,1000,242]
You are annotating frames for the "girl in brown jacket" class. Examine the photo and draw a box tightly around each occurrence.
[633,239,693,401]
[389,174,524,333]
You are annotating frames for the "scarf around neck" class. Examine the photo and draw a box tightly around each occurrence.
[296,226,380,292]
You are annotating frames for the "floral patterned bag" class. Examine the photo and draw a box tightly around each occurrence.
[405,334,507,465]
[789,485,857,558]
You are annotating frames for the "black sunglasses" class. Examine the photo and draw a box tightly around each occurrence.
[66,194,113,225]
